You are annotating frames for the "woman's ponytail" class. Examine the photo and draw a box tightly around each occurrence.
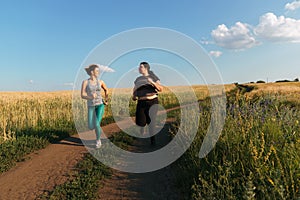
[149,70,159,82]
[140,62,160,81]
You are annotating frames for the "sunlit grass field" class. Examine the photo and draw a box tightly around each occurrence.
[172,82,300,199]
[0,91,74,142]
[0,84,235,142]
[0,82,299,199]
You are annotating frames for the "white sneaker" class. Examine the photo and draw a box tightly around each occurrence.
[96,140,102,148]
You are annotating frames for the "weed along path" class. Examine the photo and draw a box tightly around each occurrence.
[0,106,181,200]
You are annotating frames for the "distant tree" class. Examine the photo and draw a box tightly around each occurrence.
[294,78,299,82]
[276,79,290,83]
[256,80,265,83]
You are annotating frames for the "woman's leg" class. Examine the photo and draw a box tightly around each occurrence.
[88,106,95,130]
[136,101,148,138]
[149,104,158,144]
[136,101,147,127]
[94,104,105,140]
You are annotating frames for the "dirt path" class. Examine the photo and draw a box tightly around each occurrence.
[0,137,86,200]
[0,108,180,200]
[98,119,180,200]
[0,118,132,200]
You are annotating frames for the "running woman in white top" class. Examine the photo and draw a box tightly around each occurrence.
[81,64,108,148]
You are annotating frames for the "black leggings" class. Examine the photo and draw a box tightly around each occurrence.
[135,98,159,127]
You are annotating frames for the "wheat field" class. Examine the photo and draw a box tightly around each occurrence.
[1,82,299,142]
[0,82,299,198]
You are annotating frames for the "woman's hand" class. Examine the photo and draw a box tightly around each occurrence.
[132,95,138,101]
[147,78,163,92]
[101,94,108,105]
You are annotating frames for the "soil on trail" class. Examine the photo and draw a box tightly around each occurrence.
[0,110,181,200]
[0,136,86,200]
[0,118,132,200]
[98,119,180,200]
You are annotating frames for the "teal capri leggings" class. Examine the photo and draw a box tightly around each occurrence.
[88,104,105,140]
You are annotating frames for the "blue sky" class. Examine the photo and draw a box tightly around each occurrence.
[0,0,300,91]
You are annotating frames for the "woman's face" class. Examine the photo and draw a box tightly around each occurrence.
[138,64,147,74]
[91,67,100,77]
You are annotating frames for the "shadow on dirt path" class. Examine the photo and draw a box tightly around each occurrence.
[98,120,181,200]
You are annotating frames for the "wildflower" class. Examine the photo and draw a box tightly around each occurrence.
[271,117,276,122]
[268,178,275,186]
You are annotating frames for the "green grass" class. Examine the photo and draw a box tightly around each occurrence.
[172,93,300,199]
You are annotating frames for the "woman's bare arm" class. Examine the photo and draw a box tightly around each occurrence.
[148,79,163,92]
[101,80,108,99]
[81,80,93,100]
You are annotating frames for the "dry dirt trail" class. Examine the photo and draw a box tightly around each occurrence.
[0,107,181,200]
[98,118,180,200]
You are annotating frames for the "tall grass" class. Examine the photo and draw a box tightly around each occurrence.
[172,90,300,199]
[0,85,232,142]
[0,92,74,143]
[0,88,179,173]
[0,92,75,173]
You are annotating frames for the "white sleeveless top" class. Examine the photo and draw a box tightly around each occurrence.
[86,79,103,106]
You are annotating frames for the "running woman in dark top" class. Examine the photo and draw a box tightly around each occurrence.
[81,64,108,148]
[132,62,163,145]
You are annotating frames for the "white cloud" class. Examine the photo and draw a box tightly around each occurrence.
[63,82,73,87]
[200,37,214,45]
[211,22,259,50]
[209,51,223,58]
[29,80,34,84]
[285,1,300,11]
[98,64,115,72]
[254,13,300,43]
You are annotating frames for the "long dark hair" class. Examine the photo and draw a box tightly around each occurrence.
[140,62,159,81]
